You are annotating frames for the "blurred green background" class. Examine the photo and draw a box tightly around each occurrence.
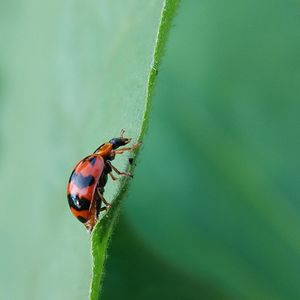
[1,0,300,299]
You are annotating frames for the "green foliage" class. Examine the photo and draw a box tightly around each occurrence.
[90,1,180,299]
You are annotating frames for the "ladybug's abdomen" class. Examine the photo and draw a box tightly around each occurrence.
[67,155,104,223]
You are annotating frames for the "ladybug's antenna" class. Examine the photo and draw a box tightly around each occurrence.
[120,129,125,138]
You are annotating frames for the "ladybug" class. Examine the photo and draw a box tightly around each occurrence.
[67,130,139,232]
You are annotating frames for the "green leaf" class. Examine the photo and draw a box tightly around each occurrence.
[113,0,300,299]
[90,1,179,299]
[0,0,178,299]
[102,217,230,300]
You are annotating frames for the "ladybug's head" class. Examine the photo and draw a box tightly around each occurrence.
[109,137,131,149]
[109,129,131,149]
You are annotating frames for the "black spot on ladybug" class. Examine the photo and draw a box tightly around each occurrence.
[89,157,97,166]
[77,216,88,223]
[70,172,95,189]
[68,194,90,211]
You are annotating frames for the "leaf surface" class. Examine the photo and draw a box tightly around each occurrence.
[0,0,178,299]
[90,1,180,299]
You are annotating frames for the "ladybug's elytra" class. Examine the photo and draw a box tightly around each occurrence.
[67,130,139,232]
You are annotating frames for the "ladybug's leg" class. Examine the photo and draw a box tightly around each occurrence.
[114,142,141,154]
[107,161,133,178]
[97,188,111,208]
[84,198,98,233]
[109,172,118,181]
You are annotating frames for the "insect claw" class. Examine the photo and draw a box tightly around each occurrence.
[132,142,141,149]
[122,172,133,178]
